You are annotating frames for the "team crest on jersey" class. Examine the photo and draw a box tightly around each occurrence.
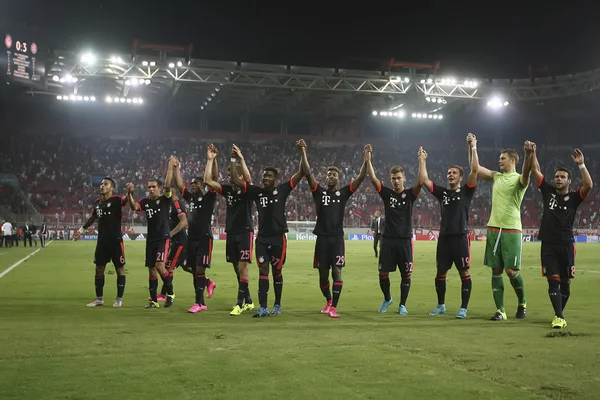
[237,190,241,195]
[156,200,160,204]
[401,193,406,198]
[456,188,461,193]
[198,197,203,202]
[259,256,265,263]
[335,191,340,196]
[564,196,570,201]
[273,190,278,195]
[107,202,112,207]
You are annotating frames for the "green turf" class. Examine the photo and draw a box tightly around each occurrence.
[1,240,599,400]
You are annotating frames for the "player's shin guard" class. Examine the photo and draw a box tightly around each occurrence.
[509,271,526,305]
[237,279,249,307]
[273,273,283,305]
[332,281,343,307]
[460,276,472,309]
[195,274,206,305]
[400,275,411,306]
[320,280,332,301]
[548,277,563,318]
[560,280,571,310]
[95,274,105,298]
[491,274,505,312]
[117,275,126,298]
[434,275,446,305]
[149,276,159,302]
[379,275,391,301]
[258,275,269,308]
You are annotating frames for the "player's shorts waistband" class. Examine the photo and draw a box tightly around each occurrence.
[487,227,522,233]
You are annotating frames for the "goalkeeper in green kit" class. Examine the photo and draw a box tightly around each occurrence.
[467,133,535,320]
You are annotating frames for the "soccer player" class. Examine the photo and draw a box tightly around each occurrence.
[419,147,477,319]
[365,145,422,315]
[126,160,176,309]
[531,146,593,329]
[469,133,534,320]
[171,155,218,313]
[204,144,256,316]
[302,143,367,318]
[74,177,128,308]
[229,142,304,318]
[158,192,188,302]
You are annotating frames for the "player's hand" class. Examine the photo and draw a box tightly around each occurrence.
[232,144,244,160]
[466,133,477,146]
[524,140,535,155]
[365,144,373,154]
[126,182,135,193]
[73,231,81,241]
[207,144,218,160]
[418,146,428,160]
[364,147,371,161]
[572,148,585,165]
[296,139,307,150]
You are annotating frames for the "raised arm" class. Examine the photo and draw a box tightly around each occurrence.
[233,149,252,184]
[468,133,495,182]
[530,144,543,185]
[126,183,140,211]
[290,140,305,187]
[412,147,425,195]
[350,147,368,191]
[365,144,381,191]
[204,144,222,192]
[466,135,478,187]
[519,140,535,187]
[230,144,246,188]
[572,148,594,198]
[300,140,318,191]
[418,146,433,192]
[171,156,185,194]
[164,158,174,195]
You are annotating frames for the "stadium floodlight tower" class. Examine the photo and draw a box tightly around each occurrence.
[486,96,509,109]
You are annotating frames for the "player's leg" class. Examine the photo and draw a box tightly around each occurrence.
[501,231,526,319]
[88,243,109,307]
[203,239,217,299]
[270,235,287,314]
[111,241,126,307]
[327,236,345,318]
[560,243,575,312]
[378,238,394,313]
[149,240,173,308]
[430,237,450,316]
[230,233,254,315]
[313,236,332,312]
[398,239,413,315]
[253,239,271,318]
[455,234,472,319]
[189,239,212,311]
[485,228,507,320]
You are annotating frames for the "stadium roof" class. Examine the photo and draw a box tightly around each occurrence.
[43,43,600,120]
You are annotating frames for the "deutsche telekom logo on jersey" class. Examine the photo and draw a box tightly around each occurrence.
[259,197,269,207]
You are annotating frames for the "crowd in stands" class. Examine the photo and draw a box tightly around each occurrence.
[0,131,598,231]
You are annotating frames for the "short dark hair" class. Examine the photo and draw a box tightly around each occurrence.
[501,149,520,164]
[555,167,572,180]
[390,165,404,175]
[102,177,116,188]
[149,178,163,187]
[447,165,464,177]
[327,166,341,174]
[264,166,278,177]
[191,177,204,184]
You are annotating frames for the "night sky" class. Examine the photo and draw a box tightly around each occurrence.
[4,0,600,78]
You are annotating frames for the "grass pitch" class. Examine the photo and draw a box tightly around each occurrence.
[1,240,599,400]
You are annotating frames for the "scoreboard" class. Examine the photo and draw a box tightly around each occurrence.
[2,30,46,86]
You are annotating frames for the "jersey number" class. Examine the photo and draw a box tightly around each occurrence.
[240,250,251,260]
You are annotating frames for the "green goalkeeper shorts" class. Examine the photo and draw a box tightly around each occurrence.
[484,227,523,270]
